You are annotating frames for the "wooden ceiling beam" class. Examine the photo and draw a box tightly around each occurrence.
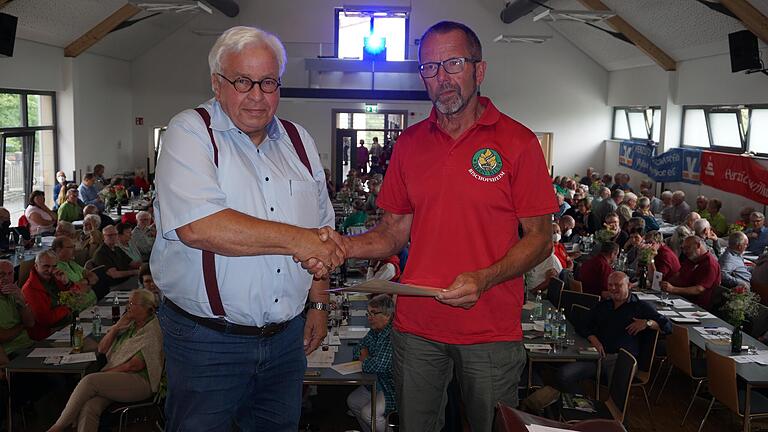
[720,0,768,46]
[64,3,141,58]
[0,0,12,9]
[577,0,677,71]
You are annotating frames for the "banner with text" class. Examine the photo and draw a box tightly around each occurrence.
[701,151,768,205]
[618,140,701,184]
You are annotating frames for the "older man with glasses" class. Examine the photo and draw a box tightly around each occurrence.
[746,212,768,255]
[152,26,343,431]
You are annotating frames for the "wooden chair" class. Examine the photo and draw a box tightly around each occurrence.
[560,290,600,321]
[546,277,565,309]
[494,403,627,432]
[655,324,707,426]
[560,348,637,424]
[569,279,583,293]
[698,347,768,432]
[630,329,660,419]
[17,259,35,287]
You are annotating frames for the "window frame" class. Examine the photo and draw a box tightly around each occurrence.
[680,104,768,155]
[611,106,660,141]
[333,7,410,61]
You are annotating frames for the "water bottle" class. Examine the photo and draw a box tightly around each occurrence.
[111,295,121,322]
[551,310,560,340]
[15,235,24,260]
[534,292,543,320]
[73,318,84,353]
[559,309,568,341]
[34,235,42,248]
[544,308,552,340]
[92,309,102,337]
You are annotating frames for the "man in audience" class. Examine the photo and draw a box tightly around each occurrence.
[559,215,580,244]
[616,192,637,226]
[577,241,619,298]
[22,251,71,340]
[83,204,114,230]
[659,190,673,220]
[746,212,768,254]
[719,231,751,288]
[644,231,680,280]
[580,167,594,186]
[694,218,723,257]
[132,210,156,260]
[662,236,721,309]
[640,187,663,216]
[315,21,557,431]
[695,195,710,220]
[56,188,82,223]
[555,193,570,219]
[0,259,34,363]
[93,164,108,191]
[116,222,143,263]
[603,213,629,248]
[704,198,727,237]
[667,190,691,224]
[92,225,140,289]
[670,212,700,255]
[557,271,670,394]
[634,197,660,232]
[78,173,104,212]
[592,188,623,229]
[737,206,756,229]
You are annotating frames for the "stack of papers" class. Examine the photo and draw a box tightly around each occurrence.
[331,361,363,375]
[28,347,72,357]
[657,309,680,317]
[338,326,369,340]
[306,348,336,368]
[693,326,731,340]
[669,299,695,309]
[636,293,659,301]
[680,311,717,319]
[731,351,768,365]
[524,343,551,353]
[59,352,97,364]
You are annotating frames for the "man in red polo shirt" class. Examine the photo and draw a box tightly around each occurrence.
[314,21,556,430]
[661,236,721,309]
[577,241,618,298]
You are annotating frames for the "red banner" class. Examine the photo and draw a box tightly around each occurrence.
[700,151,768,205]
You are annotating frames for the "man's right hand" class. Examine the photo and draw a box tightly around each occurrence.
[588,336,606,357]
[293,227,347,279]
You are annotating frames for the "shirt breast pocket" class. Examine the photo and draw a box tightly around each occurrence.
[288,179,320,228]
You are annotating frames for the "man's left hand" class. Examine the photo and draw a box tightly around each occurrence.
[626,318,649,335]
[436,271,491,309]
[303,309,328,355]
[1,283,22,302]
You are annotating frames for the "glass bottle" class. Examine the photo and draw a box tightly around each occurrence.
[92,308,102,337]
[111,295,121,321]
[73,318,84,353]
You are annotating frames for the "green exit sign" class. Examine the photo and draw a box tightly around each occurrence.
[364,104,379,113]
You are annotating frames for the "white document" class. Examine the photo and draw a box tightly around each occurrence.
[521,323,535,331]
[59,352,97,364]
[651,271,663,292]
[28,347,72,358]
[338,326,369,340]
[331,361,363,375]
[527,425,577,432]
[306,349,335,368]
[670,317,700,323]
[657,310,679,316]
[524,344,552,351]
[680,311,717,319]
[323,334,341,346]
[635,293,659,301]
[670,299,694,309]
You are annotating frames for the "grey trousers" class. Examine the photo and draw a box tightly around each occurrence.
[392,329,526,432]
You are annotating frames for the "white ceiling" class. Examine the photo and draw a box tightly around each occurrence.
[2,0,768,70]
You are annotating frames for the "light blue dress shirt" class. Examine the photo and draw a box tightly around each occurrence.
[78,183,104,211]
[151,99,334,326]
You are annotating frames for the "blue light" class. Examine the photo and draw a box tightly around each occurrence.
[363,33,387,58]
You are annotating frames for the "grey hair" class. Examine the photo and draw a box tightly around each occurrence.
[637,196,650,209]
[661,190,673,199]
[693,218,710,235]
[728,231,748,248]
[672,190,685,199]
[752,211,765,220]
[83,214,101,230]
[368,294,394,316]
[623,192,637,203]
[644,230,664,244]
[208,26,287,81]
[131,288,158,310]
[136,210,152,220]
[56,220,76,235]
[35,250,58,264]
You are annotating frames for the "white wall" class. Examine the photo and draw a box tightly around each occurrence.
[130,0,611,179]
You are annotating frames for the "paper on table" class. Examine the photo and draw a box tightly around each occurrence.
[527,425,575,432]
[323,334,341,346]
[522,302,536,311]
[657,310,679,316]
[338,326,369,340]
[59,352,97,364]
[524,344,551,351]
[333,280,441,297]
[331,361,363,375]
[307,349,335,368]
[350,310,367,317]
[652,271,663,292]
[521,323,535,331]
[671,317,700,323]
[680,311,717,319]
[635,293,659,301]
[28,347,72,358]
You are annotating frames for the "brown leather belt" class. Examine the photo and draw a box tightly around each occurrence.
[164,299,289,337]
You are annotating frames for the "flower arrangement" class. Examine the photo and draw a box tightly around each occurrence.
[595,228,617,244]
[637,244,657,265]
[99,184,127,208]
[722,286,761,327]
[59,288,97,314]
[727,223,744,235]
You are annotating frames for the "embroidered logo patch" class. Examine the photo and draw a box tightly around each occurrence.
[469,148,505,182]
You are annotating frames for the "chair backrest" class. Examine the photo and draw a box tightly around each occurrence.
[546,277,565,309]
[17,259,35,287]
[561,290,600,320]
[705,347,739,415]
[569,304,591,334]
[606,348,638,423]
[569,278,583,293]
[17,214,28,228]
[494,403,628,432]
[666,324,693,377]
[636,329,660,376]
[745,304,768,340]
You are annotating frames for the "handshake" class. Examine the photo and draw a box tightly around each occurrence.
[293,226,349,279]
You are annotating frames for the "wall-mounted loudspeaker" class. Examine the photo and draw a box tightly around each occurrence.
[728,30,761,73]
[0,12,18,57]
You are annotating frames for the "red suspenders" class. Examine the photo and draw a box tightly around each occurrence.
[193,108,312,316]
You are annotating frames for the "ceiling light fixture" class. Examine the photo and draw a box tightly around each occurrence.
[533,9,615,23]
[493,34,552,44]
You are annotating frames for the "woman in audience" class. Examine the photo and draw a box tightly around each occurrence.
[51,236,100,305]
[634,196,660,232]
[24,190,57,236]
[347,294,395,432]
[669,212,700,255]
[48,288,163,432]
[132,168,151,194]
[80,214,104,258]
[116,222,143,263]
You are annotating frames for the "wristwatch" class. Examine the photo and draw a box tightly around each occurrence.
[646,320,654,328]
[307,302,331,312]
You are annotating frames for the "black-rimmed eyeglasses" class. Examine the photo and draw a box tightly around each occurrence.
[366,311,385,318]
[216,73,281,94]
[418,57,480,78]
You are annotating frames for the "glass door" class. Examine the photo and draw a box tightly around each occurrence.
[1,132,36,222]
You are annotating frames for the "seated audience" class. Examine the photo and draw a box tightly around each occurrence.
[132,168,151,194]
[341,200,368,233]
[132,211,156,260]
[577,241,619,298]
[525,249,563,294]
[622,228,645,269]
[48,288,163,432]
[719,232,751,288]
[556,271,670,394]
[616,192,637,226]
[640,184,663,215]
[552,223,572,270]
[52,171,70,211]
[669,212,700,255]
[558,215,580,244]
[564,198,592,234]
[659,190,674,221]
[746,212,768,254]
[78,173,104,212]
[737,206,756,229]
[57,188,83,223]
[80,214,104,258]
[93,164,109,191]
[116,222,143,263]
[347,294,395,432]
[644,231,680,281]
[555,193,570,219]
[0,207,31,251]
[25,190,57,236]
[665,190,691,224]
[662,236,721,309]
[52,236,102,303]
[22,251,72,340]
[695,195,710,220]
[92,225,140,289]
[694,218,723,257]
[704,198,727,237]
[592,188,623,230]
[602,213,628,248]
[139,263,161,303]
[83,204,114,230]
[0,260,34,364]
[579,168,594,186]
[634,197,660,232]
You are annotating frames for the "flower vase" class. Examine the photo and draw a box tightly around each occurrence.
[731,325,743,354]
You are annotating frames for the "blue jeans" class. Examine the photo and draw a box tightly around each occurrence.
[158,302,307,432]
